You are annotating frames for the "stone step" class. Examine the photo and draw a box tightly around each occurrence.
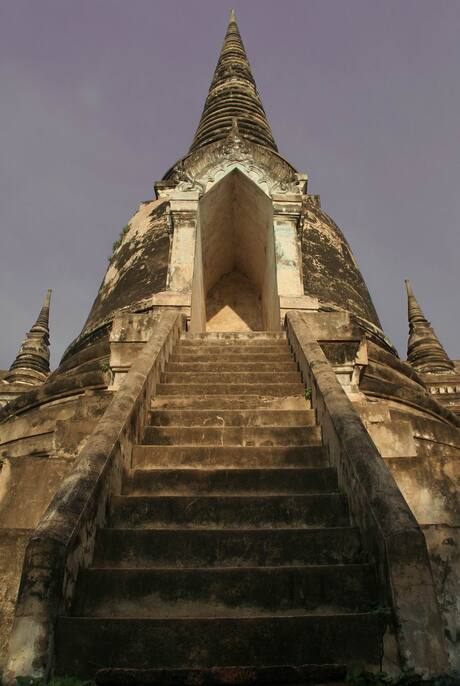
[150,395,308,411]
[109,494,348,529]
[162,371,301,384]
[166,361,298,373]
[95,664,348,686]
[132,445,327,469]
[148,408,315,427]
[169,354,294,364]
[175,341,291,355]
[179,339,287,348]
[55,614,386,676]
[123,467,337,496]
[156,383,305,396]
[142,425,322,447]
[171,352,293,363]
[73,564,377,618]
[183,333,287,341]
[93,526,364,568]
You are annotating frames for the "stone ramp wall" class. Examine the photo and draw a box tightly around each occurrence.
[286,310,449,676]
[4,311,185,683]
[0,531,29,670]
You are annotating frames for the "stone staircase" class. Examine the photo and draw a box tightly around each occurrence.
[55,332,386,682]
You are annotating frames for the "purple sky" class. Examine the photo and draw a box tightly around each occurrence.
[1,0,459,368]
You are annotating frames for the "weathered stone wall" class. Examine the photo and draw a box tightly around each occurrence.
[293,309,460,670]
[83,199,170,334]
[0,531,29,668]
[286,310,448,676]
[423,525,460,671]
[301,197,381,328]
[0,386,111,669]
[5,311,185,682]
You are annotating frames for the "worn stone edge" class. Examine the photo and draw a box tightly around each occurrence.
[286,310,449,676]
[4,310,186,683]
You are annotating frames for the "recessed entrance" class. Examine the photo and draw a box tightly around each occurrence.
[190,169,280,332]
[206,271,262,331]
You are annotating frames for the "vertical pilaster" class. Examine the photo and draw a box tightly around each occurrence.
[272,194,304,298]
[167,191,200,293]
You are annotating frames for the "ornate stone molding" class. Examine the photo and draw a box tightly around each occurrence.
[165,121,308,198]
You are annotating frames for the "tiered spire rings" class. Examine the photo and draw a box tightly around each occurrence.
[405,280,454,374]
[6,289,52,384]
[189,9,277,153]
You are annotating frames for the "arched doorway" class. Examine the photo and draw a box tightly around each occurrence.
[190,169,280,332]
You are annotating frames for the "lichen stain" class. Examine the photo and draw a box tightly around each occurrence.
[0,458,11,506]
[83,200,170,330]
[301,202,381,326]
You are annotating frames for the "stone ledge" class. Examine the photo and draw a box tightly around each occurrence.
[4,310,186,683]
[286,310,449,676]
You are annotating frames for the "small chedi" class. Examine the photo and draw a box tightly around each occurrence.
[1,10,459,684]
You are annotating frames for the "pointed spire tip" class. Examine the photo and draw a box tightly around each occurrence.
[188,7,278,154]
[405,279,454,373]
[6,287,52,383]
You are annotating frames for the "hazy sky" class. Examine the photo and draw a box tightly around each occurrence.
[1,0,459,368]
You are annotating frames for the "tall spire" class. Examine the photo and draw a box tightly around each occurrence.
[6,289,52,385]
[405,280,454,374]
[189,9,278,153]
